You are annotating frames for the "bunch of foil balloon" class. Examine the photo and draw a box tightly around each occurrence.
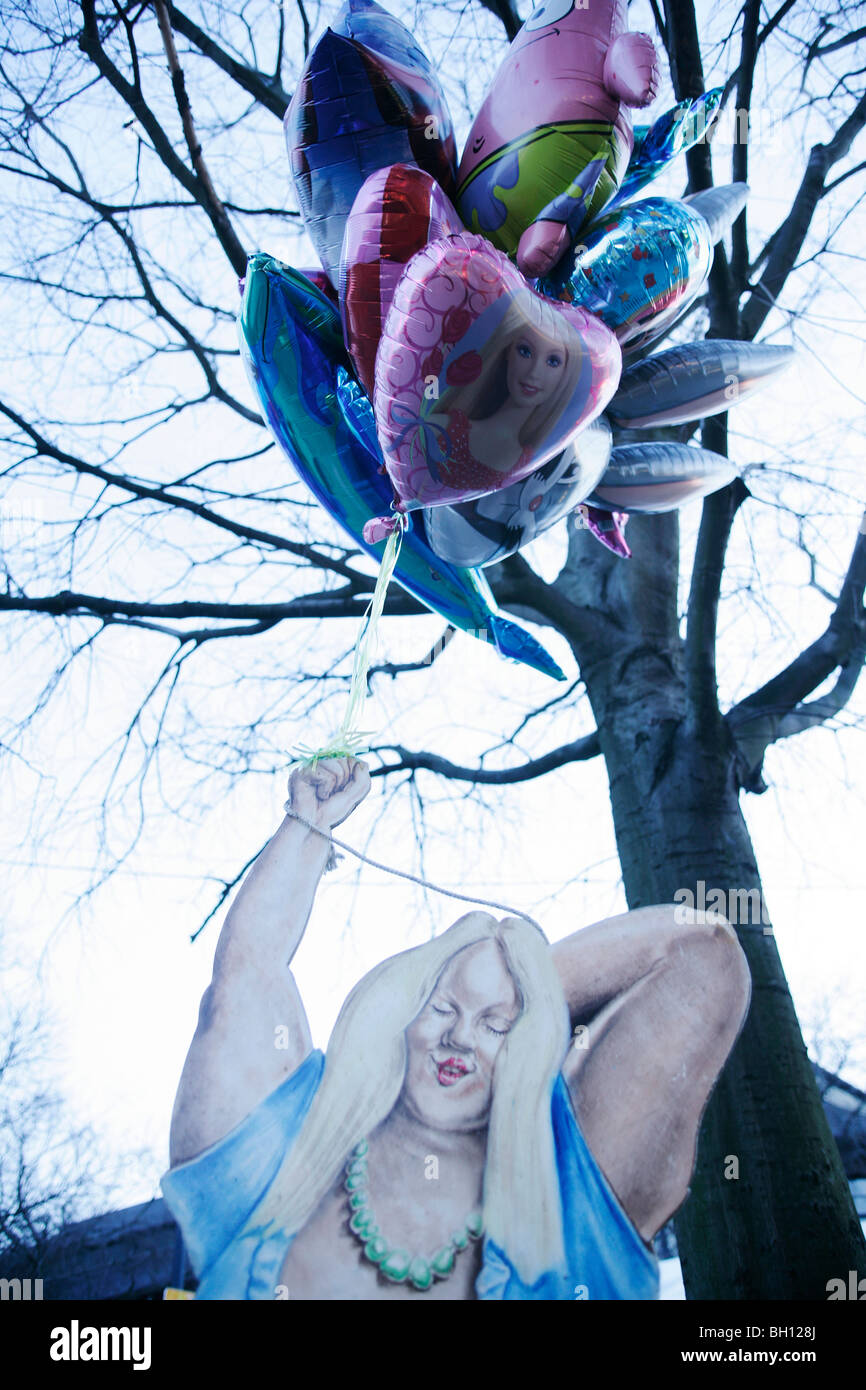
[238,0,794,681]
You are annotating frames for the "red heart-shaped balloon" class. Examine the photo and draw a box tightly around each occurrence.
[340,164,463,397]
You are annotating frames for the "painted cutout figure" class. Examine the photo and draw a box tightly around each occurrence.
[164,759,750,1300]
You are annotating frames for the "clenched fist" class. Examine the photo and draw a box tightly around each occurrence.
[286,757,371,831]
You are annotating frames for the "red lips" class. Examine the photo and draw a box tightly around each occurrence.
[436,1057,469,1086]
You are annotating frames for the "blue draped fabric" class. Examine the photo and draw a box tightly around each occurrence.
[162,1050,658,1301]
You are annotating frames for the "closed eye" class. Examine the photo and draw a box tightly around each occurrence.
[484,1021,512,1036]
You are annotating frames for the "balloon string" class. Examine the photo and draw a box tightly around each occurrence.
[282,807,542,932]
[295,521,405,764]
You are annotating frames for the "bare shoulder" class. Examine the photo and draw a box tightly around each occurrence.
[559,908,750,1240]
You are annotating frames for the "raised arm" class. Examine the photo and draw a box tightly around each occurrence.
[553,905,750,1242]
[551,904,725,1025]
[169,757,370,1166]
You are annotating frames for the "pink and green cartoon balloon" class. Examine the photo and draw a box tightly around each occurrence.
[456,0,660,279]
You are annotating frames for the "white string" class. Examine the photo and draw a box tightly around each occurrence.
[283,806,543,931]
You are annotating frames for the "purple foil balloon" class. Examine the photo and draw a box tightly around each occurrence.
[284,0,457,284]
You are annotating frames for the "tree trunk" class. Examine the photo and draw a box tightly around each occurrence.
[551,513,866,1298]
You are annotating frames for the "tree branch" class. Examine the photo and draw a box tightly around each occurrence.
[815,27,866,58]
[661,0,736,326]
[166,2,290,119]
[662,0,713,186]
[731,0,760,294]
[473,0,522,42]
[726,528,866,788]
[78,0,247,276]
[0,588,423,625]
[684,475,752,731]
[801,21,866,90]
[757,0,798,53]
[741,93,866,340]
[0,399,364,583]
[153,1,247,277]
[294,0,311,61]
[369,626,456,681]
[774,649,866,740]
[822,159,866,196]
[370,733,601,785]
[648,0,668,50]
[490,550,625,648]
[0,153,257,420]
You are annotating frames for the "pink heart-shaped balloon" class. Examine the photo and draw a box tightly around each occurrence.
[373,232,622,513]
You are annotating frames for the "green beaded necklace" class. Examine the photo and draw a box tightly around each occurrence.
[344,1139,484,1291]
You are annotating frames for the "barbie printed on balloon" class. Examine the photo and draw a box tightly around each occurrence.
[372,232,622,522]
[425,298,588,486]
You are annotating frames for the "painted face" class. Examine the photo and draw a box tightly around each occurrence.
[401,941,522,1132]
[506,330,568,408]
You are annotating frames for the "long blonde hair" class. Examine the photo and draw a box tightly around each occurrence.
[247,912,571,1284]
[434,298,584,452]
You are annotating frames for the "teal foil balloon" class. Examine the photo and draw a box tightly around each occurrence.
[238,254,565,681]
[608,89,723,210]
[540,196,713,357]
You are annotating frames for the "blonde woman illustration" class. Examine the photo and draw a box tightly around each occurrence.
[163,758,750,1300]
[424,297,589,493]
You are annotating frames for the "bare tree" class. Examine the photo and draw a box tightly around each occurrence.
[1,0,865,1296]
[0,991,117,1271]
